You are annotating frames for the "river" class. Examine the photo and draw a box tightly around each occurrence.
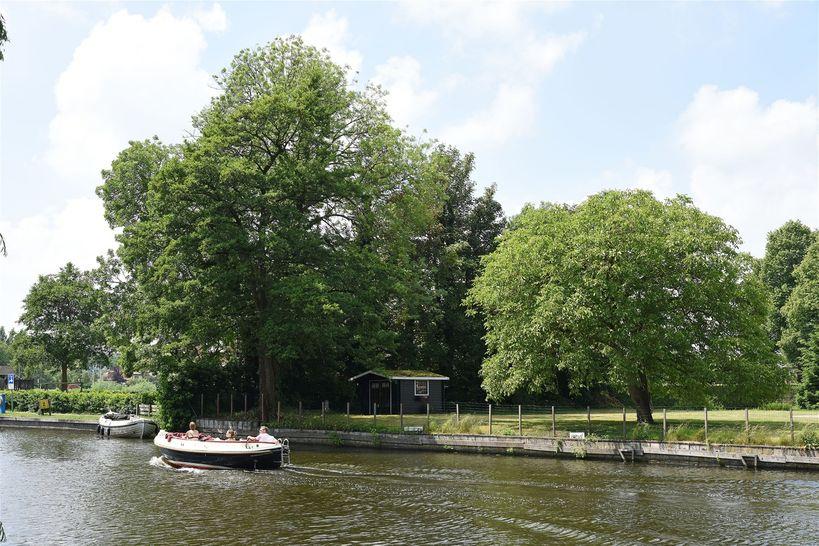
[1,428,817,545]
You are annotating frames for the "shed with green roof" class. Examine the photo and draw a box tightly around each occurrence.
[349,369,449,414]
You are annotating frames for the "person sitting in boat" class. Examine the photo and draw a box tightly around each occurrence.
[247,426,278,443]
[185,421,200,439]
[225,426,236,440]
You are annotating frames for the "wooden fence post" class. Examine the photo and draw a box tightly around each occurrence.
[551,405,556,437]
[230,393,234,417]
[488,404,493,435]
[244,393,247,413]
[745,408,749,435]
[277,400,281,424]
[662,408,667,442]
[427,403,430,431]
[321,401,326,427]
[456,403,460,425]
[518,405,522,436]
[200,393,204,418]
[622,407,626,439]
[299,400,303,419]
[790,409,794,443]
[216,393,220,418]
[587,406,591,435]
[346,401,350,419]
[400,403,404,431]
[704,407,708,443]
[260,393,264,422]
[374,403,378,425]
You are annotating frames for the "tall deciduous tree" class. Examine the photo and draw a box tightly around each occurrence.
[19,263,107,390]
[99,38,443,424]
[467,190,782,422]
[781,239,819,407]
[761,220,816,344]
[392,147,505,399]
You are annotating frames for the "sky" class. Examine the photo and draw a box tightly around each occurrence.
[0,0,817,330]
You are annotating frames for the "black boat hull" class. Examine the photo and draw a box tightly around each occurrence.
[159,446,283,470]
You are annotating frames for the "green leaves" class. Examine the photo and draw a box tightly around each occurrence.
[468,190,783,414]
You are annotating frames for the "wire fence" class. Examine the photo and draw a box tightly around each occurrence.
[197,396,819,447]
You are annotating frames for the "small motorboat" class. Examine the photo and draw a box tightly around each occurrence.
[154,430,289,470]
[98,411,159,439]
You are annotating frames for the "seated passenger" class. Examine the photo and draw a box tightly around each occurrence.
[225,426,236,440]
[185,421,200,439]
[247,425,278,443]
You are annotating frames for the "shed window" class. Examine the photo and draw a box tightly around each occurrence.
[414,380,429,397]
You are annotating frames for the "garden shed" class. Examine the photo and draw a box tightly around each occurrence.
[349,369,449,414]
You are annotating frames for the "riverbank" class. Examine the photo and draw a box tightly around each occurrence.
[4,415,816,471]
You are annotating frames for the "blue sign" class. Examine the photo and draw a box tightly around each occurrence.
[7,373,14,390]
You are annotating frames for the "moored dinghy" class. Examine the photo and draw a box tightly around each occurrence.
[98,411,159,439]
[154,430,288,470]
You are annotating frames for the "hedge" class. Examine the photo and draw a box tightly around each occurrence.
[0,389,156,414]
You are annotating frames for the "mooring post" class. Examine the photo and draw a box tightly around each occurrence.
[551,405,556,437]
[489,404,493,435]
[456,403,460,425]
[745,408,749,434]
[427,403,430,431]
[663,408,667,442]
[400,403,404,431]
[622,407,626,439]
[789,409,794,443]
[587,406,591,435]
[704,407,708,443]
[518,405,522,436]
[200,393,204,417]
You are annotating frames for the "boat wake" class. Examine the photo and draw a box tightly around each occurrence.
[149,456,204,474]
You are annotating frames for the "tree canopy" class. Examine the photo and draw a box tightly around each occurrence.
[19,263,107,390]
[98,38,447,426]
[781,239,819,408]
[761,220,816,344]
[467,190,783,421]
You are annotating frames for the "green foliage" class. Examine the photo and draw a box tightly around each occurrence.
[98,37,446,420]
[90,378,157,394]
[0,13,7,62]
[19,263,107,389]
[761,221,816,343]
[467,190,784,419]
[799,424,818,449]
[0,389,154,414]
[781,239,819,408]
[435,413,483,434]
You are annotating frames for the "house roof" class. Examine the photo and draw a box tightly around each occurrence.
[0,366,14,376]
[349,368,449,381]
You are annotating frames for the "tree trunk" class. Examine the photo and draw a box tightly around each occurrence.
[627,372,654,424]
[60,363,68,392]
[258,350,276,423]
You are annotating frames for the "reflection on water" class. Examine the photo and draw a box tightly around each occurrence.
[1,428,818,545]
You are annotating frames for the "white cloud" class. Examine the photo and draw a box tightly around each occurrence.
[601,165,676,200]
[371,56,438,128]
[302,10,362,74]
[0,198,116,329]
[46,7,220,188]
[441,83,537,150]
[678,85,819,255]
[194,3,227,33]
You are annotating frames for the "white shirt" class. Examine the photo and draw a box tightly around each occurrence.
[255,432,278,442]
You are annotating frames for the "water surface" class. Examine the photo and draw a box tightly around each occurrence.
[1,428,817,544]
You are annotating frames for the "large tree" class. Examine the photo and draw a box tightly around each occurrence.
[781,239,819,407]
[19,263,107,390]
[468,190,782,422]
[761,220,816,344]
[392,146,505,400]
[98,38,443,424]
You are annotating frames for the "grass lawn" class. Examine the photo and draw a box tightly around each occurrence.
[0,411,101,422]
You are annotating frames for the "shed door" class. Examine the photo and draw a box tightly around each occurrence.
[369,380,390,413]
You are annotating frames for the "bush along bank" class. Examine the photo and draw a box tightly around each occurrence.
[0,389,155,414]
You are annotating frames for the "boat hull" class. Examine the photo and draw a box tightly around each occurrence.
[98,417,159,439]
[154,431,284,470]
[158,446,283,470]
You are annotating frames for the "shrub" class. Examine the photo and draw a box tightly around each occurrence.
[799,424,818,449]
[0,389,155,414]
[434,414,483,434]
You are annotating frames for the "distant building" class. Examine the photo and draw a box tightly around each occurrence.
[0,366,14,389]
[349,369,449,414]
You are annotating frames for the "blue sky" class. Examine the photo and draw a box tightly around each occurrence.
[1,0,817,330]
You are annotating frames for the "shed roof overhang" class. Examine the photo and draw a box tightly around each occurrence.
[349,369,449,382]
